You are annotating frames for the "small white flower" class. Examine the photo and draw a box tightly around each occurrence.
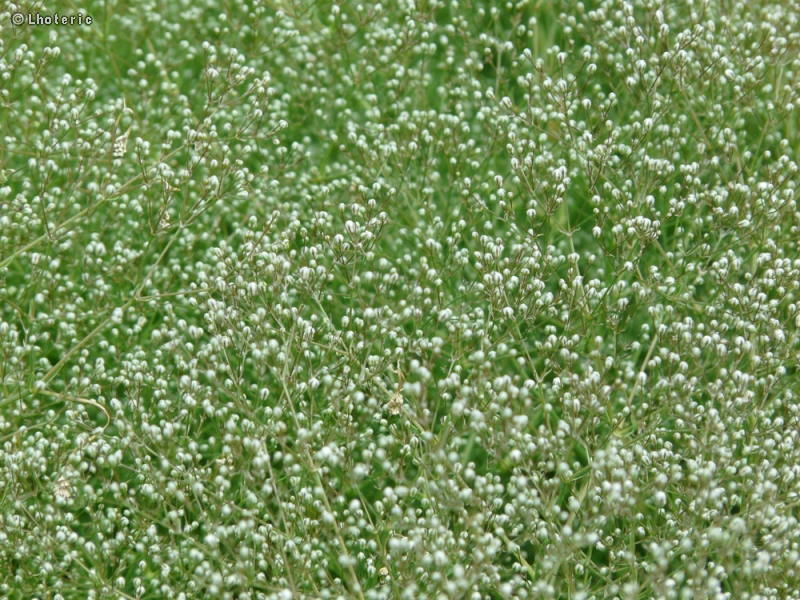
[387,391,403,416]
[54,477,72,502]
[113,125,132,157]
[386,363,405,416]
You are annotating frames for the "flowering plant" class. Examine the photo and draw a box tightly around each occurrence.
[1,1,799,598]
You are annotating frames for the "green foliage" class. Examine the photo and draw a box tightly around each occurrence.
[1,0,800,599]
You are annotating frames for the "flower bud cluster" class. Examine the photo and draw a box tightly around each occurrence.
[2,1,800,598]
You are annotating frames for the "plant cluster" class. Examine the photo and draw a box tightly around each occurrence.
[1,0,800,598]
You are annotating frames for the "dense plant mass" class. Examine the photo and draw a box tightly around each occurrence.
[1,0,800,598]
